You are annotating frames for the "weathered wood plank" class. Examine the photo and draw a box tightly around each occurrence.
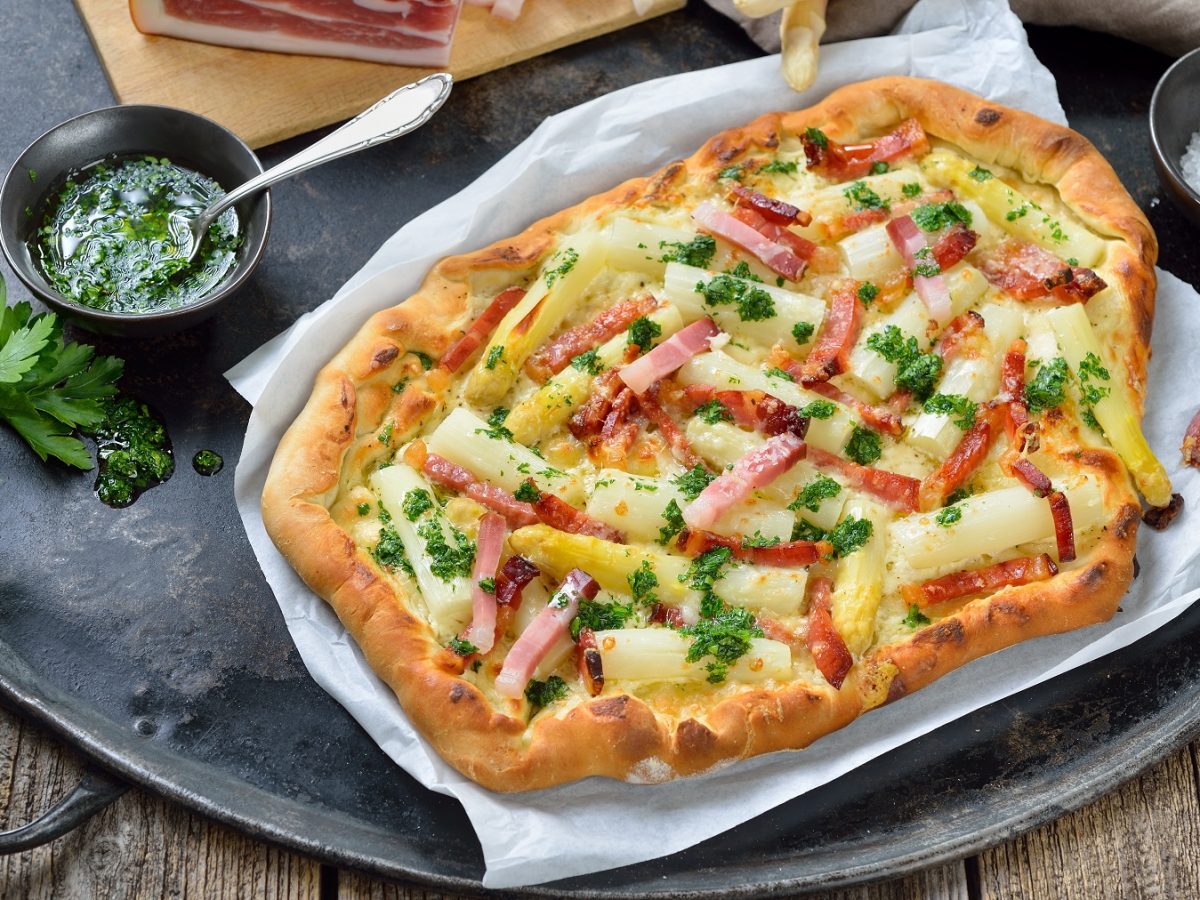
[977,744,1200,900]
[0,707,322,899]
[336,861,970,899]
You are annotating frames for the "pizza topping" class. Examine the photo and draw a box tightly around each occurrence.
[440,286,526,374]
[999,338,1033,451]
[575,627,605,696]
[801,118,930,180]
[637,383,706,469]
[729,184,811,227]
[1142,492,1185,531]
[421,454,539,528]
[495,555,541,608]
[918,403,1002,511]
[805,576,853,688]
[865,325,944,403]
[524,479,625,543]
[681,384,809,439]
[978,239,1106,302]
[692,201,808,281]
[618,317,720,395]
[524,294,658,383]
[798,283,863,385]
[903,553,1058,608]
[683,431,807,530]
[935,310,986,361]
[808,446,920,513]
[805,379,904,437]
[495,568,600,699]
[886,214,953,325]
[677,527,831,567]
[462,512,507,654]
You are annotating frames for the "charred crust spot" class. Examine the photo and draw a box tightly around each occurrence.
[675,719,717,753]
[450,682,467,704]
[371,346,399,369]
[473,240,550,269]
[590,696,631,719]
[988,599,1031,627]
[1142,493,1184,531]
[1078,562,1108,591]
[914,620,966,647]
[1112,503,1140,539]
[710,137,747,164]
[885,670,908,705]
[764,131,780,149]
[641,161,686,204]
[974,108,1001,126]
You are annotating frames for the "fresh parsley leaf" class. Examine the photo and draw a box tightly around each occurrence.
[571,598,634,639]
[791,321,815,344]
[866,325,943,401]
[828,515,873,557]
[923,393,977,431]
[901,182,922,198]
[788,475,841,513]
[903,604,931,628]
[935,505,962,527]
[1024,356,1069,413]
[448,637,478,656]
[0,303,54,384]
[843,180,888,212]
[627,559,659,606]
[570,349,604,376]
[514,480,542,503]
[694,399,733,425]
[857,282,879,306]
[525,675,568,709]
[627,316,663,353]
[671,465,715,501]
[844,426,882,466]
[402,488,434,522]
[659,234,717,268]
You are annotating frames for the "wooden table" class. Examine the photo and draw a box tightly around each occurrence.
[3,707,1198,897]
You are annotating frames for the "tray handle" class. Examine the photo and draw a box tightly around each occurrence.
[0,763,129,854]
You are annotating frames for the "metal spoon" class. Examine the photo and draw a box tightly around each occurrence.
[169,72,453,262]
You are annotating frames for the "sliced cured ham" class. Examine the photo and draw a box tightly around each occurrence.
[978,239,1106,302]
[805,576,853,689]
[129,0,463,66]
[683,432,806,530]
[422,454,538,527]
[802,118,930,180]
[525,295,657,383]
[618,318,720,395]
[887,214,952,325]
[495,569,600,698]
[808,447,920,513]
[462,513,506,654]
[901,554,1058,607]
[692,202,809,281]
[441,286,526,374]
[798,284,862,385]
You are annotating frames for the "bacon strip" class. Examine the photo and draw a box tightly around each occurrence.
[935,310,986,362]
[692,201,808,281]
[808,446,920,513]
[619,317,720,395]
[799,284,862,385]
[1183,408,1200,469]
[649,603,687,628]
[888,214,952,324]
[684,432,807,530]
[575,628,605,697]
[494,569,600,699]
[999,338,1033,452]
[918,404,1003,511]
[524,295,658,383]
[422,454,539,528]
[730,184,810,226]
[755,615,804,650]
[805,576,853,689]
[730,205,839,273]
[462,513,506,655]
[802,118,930,180]
[978,239,1105,302]
[1009,457,1053,497]
[1047,491,1076,563]
[930,222,977,271]
[807,378,904,437]
[901,554,1058,608]
[638,383,705,469]
[439,286,526,374]
[527,480,625,544]
[683,384,808,439]
[677,528,832,567]
[495,555,540,608]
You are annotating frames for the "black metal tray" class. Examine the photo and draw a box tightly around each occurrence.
[2,9,1197,896]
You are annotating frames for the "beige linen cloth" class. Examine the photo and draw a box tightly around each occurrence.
[707,0,1200,57]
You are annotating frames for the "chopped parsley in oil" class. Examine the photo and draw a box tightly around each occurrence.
[718,165,744,181]
[414,351,435,371]
[923,393,977,430]
[627,560,659,606]
[671,465,715,501]
[741,531,780,549]
[828,515,873,557]
[377,421,393,445]
[448,637,477,657]
[935,505,963,527]
[372,508,415,577]
[1024,356,1069,412]
[804,127,829,149]
[844,425,882,466]
[760,159,798,175]
[791,321,815,344]
[356,502,371,516]
[571,598,634,638]
[968,165,993,182]
[570,349,604,375]
[1076,352,1111,432]
[798,399,836,419]
[514,481,542,503]
[789,475,841,513]
[911,201,972,232]
[525,675,568,709]
[695,274,776,321]
[866,325,943,401]
[765,366,794,382]
[475,407,514,442]
[843,180,888,212]
[484,345,504,370]
[903,604,931,628]
[416,518,475,582]
[682,546,733,595]
[724,260,763,282]
[682,602,762,684]
[912,245,942,278]
[792,519,827,542]
[870,161,890,175]
[694,399,733,425]
[657,498,686,546]
[659,234,716,268]
[87,396,174,508]
[626,315,663,353]
[191,449,223,476]
[857,282,879,306]
[401,488,433,522]
[901,182,922,198]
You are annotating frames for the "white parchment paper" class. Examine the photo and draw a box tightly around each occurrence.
[226,0,1200,887]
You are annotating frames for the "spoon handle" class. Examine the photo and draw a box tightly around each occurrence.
[204,72,453,221]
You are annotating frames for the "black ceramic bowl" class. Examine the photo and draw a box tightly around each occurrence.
[0,104,270,337]
[1150,46,1200,227]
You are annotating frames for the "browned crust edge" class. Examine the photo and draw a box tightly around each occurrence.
[261,77,1152,792]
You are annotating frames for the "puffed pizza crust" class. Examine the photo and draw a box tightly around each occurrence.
[262,76,1152,792]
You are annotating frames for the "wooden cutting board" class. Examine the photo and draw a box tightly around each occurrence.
[73,0,685,149]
